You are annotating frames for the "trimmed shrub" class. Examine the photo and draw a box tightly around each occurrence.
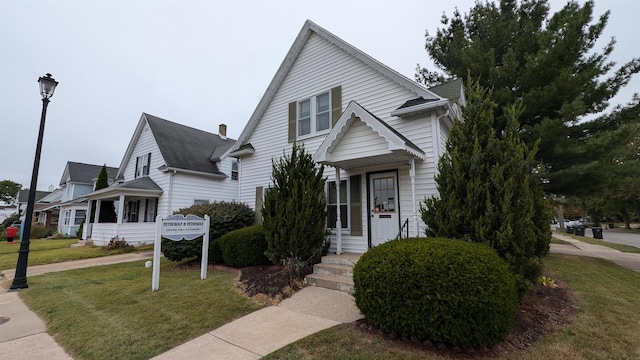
[162,201,254,262]
[219,225,268,267]
[353,237,517,348]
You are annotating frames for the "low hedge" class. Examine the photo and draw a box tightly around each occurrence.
[353,237,517,348]
[219,225,268,267]
[162,201,254,262]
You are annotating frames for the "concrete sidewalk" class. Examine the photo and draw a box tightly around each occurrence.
[551,232,640,272]
[0,251,362,360]
[0,251,154,360]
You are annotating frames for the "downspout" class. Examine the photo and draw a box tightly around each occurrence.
[435,109,449,159]
[237,158,242,201]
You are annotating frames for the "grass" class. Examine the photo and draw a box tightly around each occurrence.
[18,259,264,360]
[264,253,640,359]
[550,237,571,245]
[0,239,152,270]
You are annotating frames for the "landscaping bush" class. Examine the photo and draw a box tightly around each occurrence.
[162,201,254,262]
[353,237,517,348]
[30,224,56,239]
[219,225,268,267]
[1,213,19,229]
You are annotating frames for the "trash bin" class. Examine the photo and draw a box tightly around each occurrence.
[6,226,17,242]
[574,225,586,236]
[608,223,615,229]
[592,227,603,239]
[566,226,575,234]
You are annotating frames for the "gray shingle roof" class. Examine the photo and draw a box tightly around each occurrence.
[65,162,118,184]
[143,113,235,175]
[114,177,163,191]
[428,78,463,101]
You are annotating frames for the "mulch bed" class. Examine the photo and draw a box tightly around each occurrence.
[183,262,577,356]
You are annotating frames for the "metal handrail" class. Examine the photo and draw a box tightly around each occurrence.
[396,218,409,240]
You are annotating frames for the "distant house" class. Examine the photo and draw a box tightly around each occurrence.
[15,187,55,224]
[229,20,465,254]
[82,113,238,245]
[56,162,118,236]
[34,188,61,228]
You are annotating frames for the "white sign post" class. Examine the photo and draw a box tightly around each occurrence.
[152,214,210,291]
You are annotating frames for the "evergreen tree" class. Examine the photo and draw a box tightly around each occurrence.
[420,81,551,294]
[417,0,640,195]
[262,142,327,265]
[96,164,117,223]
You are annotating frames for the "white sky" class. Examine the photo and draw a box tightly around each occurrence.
[1,0,638,191]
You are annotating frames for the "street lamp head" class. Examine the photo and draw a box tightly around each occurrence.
[38,73,58,100]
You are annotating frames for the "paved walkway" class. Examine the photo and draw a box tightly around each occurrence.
[2,235,639,360]
[0,251,361,360]
[550,232,640,272]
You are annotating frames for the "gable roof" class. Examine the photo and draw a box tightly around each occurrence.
[83,176,163,200]
[315,101,425,169]
[17,190,51,203]
[60,162,118,186]
[230,20,445,152]
[117,113,235,179]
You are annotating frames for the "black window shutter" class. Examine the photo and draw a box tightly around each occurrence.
[288,102,297,143]
[255,186,263,224]
[349,175,362,236]
[331,86,342,127]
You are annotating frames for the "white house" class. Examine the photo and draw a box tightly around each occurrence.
[229,20,465,255]
[56,162,118,236]
[83,113,239,245]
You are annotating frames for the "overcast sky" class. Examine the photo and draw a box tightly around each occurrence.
[1,0,637,192]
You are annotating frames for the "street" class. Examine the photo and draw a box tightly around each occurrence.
[584,228,640,249]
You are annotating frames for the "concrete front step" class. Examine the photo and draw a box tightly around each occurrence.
[313,263,353,279]
[306,273,355,294]
[320,253,361,266]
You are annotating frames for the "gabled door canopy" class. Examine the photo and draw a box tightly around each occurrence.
[314,101,425,170]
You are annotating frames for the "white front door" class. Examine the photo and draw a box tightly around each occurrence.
[370,172,399,247]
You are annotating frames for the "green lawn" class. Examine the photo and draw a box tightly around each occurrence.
[19,259,264,360]
[264,254,640,360]
[0,239,152,270]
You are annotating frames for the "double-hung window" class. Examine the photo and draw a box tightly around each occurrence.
[327,180,348,229]
[144,199,157,222]
[298,91,330,137]
[74,210,86,225]
[135,153,151,178]
[231,161,238,181]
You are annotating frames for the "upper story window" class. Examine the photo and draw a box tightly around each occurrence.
[231,161,238,181]
[298,91,330,137]
[135,153,151,178]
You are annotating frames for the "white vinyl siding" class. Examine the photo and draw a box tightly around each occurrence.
[236,32,448,251]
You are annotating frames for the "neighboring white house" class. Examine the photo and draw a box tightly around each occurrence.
[56,162,118,236]
[229,20,465,254]
[82,113,239,245]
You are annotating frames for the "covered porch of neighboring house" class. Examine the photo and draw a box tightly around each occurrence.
[314,101,426,256]
[34,200,60,228]
[82,177,163,245]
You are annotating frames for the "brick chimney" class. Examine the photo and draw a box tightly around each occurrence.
[219,124,227,140]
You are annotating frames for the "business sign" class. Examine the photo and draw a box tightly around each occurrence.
[152,214,210,291]
[161,214,207,241]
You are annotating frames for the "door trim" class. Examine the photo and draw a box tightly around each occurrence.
[366,169,400,248]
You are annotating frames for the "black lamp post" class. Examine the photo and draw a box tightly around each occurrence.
[10,73,58,290]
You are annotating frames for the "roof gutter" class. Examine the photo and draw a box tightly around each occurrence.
[159,166,227,180]
[391,99,450,118]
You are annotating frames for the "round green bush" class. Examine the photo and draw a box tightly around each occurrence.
[162,201,254,262]
[353,237,517,348]
[219,225,268,267]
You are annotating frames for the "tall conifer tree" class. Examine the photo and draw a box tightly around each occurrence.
[95,164,117,223]
[421,81,551,294]
[263,143,327,264]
